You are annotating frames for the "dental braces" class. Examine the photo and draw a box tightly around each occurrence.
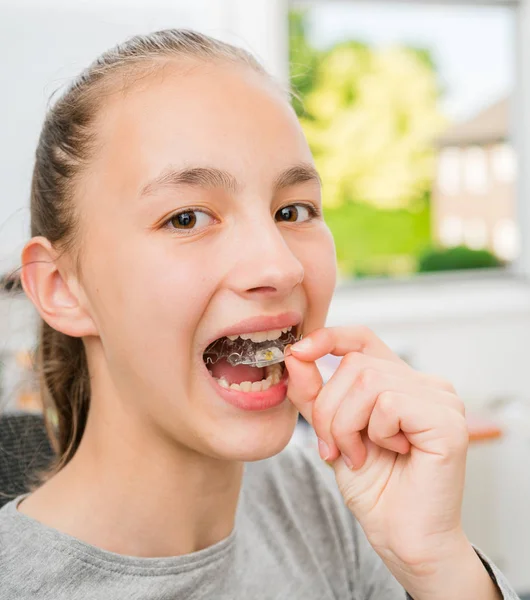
[204,331,301,368]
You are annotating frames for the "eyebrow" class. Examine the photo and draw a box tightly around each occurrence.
[139,162,321,198]
[273,163,322,192]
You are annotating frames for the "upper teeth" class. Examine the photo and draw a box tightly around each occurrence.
[227,326,292,343]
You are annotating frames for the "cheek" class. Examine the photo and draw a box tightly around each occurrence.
[84,236,214,352]
[300,227,337,326]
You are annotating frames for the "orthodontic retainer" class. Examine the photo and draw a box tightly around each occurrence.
[204,331,301,368]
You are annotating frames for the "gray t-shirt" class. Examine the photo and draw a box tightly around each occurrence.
[0,445,519,599]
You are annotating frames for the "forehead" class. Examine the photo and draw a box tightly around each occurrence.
[88,61,312,198]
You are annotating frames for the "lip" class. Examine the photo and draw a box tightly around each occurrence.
[201,310,302,351]
[205,365,290,412]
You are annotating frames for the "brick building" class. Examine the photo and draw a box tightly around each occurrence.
[433,98,519,261]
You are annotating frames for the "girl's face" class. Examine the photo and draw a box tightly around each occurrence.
[77,61,336,461]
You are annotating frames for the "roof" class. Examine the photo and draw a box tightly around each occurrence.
[436,97,510,147]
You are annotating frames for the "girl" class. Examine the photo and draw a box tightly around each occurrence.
[0,29,518,599]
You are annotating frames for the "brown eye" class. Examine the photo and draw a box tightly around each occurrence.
[277,206,298,222]
[171,211,197,229]
[275,204,314,223]
[165,209,215,233]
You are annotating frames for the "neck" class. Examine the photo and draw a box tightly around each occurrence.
[19,393,244,558]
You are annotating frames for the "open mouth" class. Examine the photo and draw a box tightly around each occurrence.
[202,325,299,393]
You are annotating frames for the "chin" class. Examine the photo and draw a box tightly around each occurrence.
[204,399,300,463]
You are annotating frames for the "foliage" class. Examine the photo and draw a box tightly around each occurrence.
[290,10,446,211]
[418,246,503,272]
[288,9,455,277]
[324,197,432,277]
[289,10,322,118]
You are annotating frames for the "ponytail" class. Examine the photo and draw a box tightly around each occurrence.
[38,321,90,474]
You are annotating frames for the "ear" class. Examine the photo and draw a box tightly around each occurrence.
[20,236,97,338]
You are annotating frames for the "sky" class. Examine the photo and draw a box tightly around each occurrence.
[301,1,516,122]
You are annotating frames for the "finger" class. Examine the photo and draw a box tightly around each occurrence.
[290,326,405,365]
[286,350,418,463]
[368,391,469,458]
[328,371,382,469]
[333,388,412,469]
[366,392,411,455]
[284,351,323,426]
[310,360,366,462]
[329,371,459,468]
[322,351,459,397]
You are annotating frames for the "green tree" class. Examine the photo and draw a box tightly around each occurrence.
[324,198,432,277]
[289,10,322,117]
[300,40,446,210]
[289,10,446,277]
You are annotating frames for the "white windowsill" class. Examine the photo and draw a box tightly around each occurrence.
[327,269,530,327]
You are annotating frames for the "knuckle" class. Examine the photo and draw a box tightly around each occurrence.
[357,367,379,391]
[330,414,350,441]
[367,418,382,444]
[343,351,364,369]
[429,375,457,394]
[450,396,466,416]
[356,325,375,341]
[377,390,397,415]
[437,390,465,416]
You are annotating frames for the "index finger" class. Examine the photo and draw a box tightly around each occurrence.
[290,326,405,365]
[284,351,322,426]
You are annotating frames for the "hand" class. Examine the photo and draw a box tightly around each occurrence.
[285,326,501,600]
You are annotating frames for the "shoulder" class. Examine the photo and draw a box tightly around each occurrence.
[0,495,37,585]
[0,495,32,552]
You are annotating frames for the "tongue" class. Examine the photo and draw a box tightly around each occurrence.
[209,358,265,384]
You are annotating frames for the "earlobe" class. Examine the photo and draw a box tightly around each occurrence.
[21,237,97,338]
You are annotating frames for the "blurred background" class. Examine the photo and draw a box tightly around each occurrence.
[1,0,529,595]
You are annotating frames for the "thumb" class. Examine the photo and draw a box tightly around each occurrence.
[284,348,323,426]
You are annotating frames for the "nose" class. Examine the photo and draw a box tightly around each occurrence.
[227,216,305,300]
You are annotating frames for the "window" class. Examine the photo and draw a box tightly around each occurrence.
[463,147,488,195]
[492,143,517,184]
[493,218,520,261]
[438,147,461,196]
[439,216,463,247]
[289,1,517,278]
[463,218,488,250]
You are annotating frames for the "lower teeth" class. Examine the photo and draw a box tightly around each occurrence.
[213,363,283,392]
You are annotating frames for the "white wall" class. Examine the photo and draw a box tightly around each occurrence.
[0,0,288,274]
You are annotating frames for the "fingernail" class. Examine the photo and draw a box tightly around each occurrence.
[341,453,354,470]
[283,344,292,357]
[318,438,330,461]
[291,338,312,353]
